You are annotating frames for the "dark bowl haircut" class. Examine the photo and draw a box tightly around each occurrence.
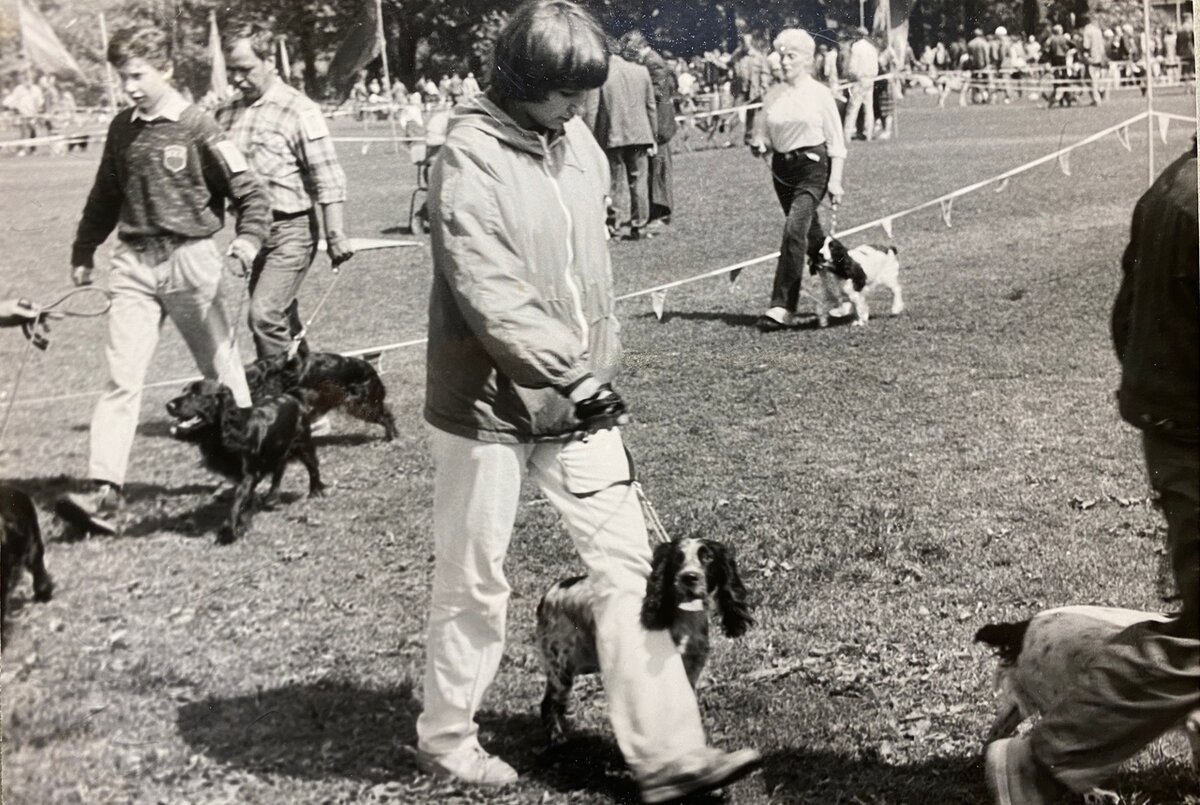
[490,0,609,102]
[107,27,172,71]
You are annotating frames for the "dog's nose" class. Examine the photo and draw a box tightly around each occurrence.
[679,571,702,588]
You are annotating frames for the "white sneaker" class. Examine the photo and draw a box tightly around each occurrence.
[310,415,332,437]
[416,745,518,787]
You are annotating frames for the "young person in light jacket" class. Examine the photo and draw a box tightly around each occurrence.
[414,2,761,802]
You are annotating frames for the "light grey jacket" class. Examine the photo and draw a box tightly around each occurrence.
[424,95,621,443]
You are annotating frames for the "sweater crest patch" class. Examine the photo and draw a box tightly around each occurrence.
[163,145,187,173]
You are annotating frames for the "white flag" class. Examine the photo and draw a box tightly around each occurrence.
[939,198,953,227]
[994,177,1009,192]
[1157,114,1170,143]
[651,290,667,321]
[881,217,893,238]
[1058,150,1071,176]
[1115,125,1131,152]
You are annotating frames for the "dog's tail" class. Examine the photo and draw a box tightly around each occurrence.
[974,619,1030,665]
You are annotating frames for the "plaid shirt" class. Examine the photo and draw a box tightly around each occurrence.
[217,78,346,214]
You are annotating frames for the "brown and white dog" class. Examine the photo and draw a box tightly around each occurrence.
[976,605,1200,768]
[805,238,904,327]
[535,537,752,745]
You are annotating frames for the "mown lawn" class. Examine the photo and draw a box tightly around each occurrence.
[2,89,1198,804]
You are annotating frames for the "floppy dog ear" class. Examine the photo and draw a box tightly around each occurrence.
[641,541,679,631]
[706,541,753,638]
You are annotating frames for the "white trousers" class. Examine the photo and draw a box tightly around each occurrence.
[88,237,251,486]
[417,426,707,779]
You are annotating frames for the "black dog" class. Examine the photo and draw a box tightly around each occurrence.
[2,484,54,626]
[245,342,397,441]
[166,380,325,545]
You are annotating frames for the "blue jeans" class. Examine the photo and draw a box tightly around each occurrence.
[1032,430,1199,791]
[248,211,319,359]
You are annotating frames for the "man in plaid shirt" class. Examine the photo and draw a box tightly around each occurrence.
[218,26,354,395]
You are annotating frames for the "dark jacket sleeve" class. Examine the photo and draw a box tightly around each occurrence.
[196,112,270,250]
[1111,217,1138,363]
[71,114,126,267]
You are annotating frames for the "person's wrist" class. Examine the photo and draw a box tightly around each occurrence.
[565,375,601,404]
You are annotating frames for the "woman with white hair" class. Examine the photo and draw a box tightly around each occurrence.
[750,28,847,332]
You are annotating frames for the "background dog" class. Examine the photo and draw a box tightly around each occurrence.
[167,380,325,545]
[245,342,397,441]
[1,484,54,627]
[976,605,1200,768]
[535,537,752,745]
[806,238,904,327]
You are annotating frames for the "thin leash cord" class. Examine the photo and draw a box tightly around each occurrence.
[290,268,342,354]
[0,286,111,450]
[634,482,672,546]
[0,335,37,450]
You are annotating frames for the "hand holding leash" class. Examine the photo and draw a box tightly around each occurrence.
[326,232,355,273]
[569,377,629,432]
[71,265,94,287]
[225,237,257,278]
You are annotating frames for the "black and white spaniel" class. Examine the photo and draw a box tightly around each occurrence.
[535,537,753,745]
[976,605,1200,769]
[806,237,904,327]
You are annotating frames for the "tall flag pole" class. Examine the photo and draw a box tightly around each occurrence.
[98,10,118,111]
[375,0,399,153]
[1142,0,1156,186]
[278,38,292,82]
[208,10,229,101]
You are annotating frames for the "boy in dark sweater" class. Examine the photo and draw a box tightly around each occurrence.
[56,26,271,537]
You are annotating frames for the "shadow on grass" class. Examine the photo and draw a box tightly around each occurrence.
[761,747,984,804]
[631,310,860,330]
[178,680,423,782]
[3,475,215,513]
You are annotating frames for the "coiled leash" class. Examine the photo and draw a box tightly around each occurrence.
[1,287,112,449]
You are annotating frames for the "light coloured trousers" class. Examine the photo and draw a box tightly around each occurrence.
[843,79,875,140]
[88,237,251,486]
[417,426,707,779]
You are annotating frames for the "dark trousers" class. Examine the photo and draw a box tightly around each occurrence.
[768,145,830,312]
[1032,430,1199,791]
[248,211,319,359]
[606,145,650,230]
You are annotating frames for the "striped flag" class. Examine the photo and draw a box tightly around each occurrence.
[208,11,229,100]
[17,0,84,78]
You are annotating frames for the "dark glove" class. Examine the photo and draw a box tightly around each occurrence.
[573,382,629,430]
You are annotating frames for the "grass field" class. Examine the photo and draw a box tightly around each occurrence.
[2,89,1198,805]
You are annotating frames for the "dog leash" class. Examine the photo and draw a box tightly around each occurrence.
[0,287,112,450]
[287,268,343,360]
[566,441,672,546]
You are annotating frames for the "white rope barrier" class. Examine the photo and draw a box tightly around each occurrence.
[5,109,1194,410]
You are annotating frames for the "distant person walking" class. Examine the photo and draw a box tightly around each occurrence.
[751,28,847,332]
[622,30,677,228]
[588,49,658,240]
[986,139,1199,805]
[843,27,879,140]
[218,27,355,364]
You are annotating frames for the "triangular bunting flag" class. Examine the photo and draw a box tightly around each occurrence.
[1058,150,1071,176]
[363,351,383,372]
[1157,114,1170,143]
[994,177,1009,192]
[728,267,743,287]
[939,198,953,227]
[651,290,667,321]
[1115,125,1131,152]
[361,142,371,155]
[881,217,893,238]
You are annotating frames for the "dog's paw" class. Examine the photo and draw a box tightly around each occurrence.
[216,525,239,546]
[260,492,281,509]
[851,318,866,327]
[308,483,327,498]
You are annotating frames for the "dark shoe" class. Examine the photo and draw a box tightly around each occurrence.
[56,482,123,536]
[626,227,655,241]
[984,736,1062,805]
[756,315,786,332]
[640,747,762,803]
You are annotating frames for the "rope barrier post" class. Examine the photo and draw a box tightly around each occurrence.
[1143,0,1156,186]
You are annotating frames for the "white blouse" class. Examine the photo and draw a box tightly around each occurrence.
[753,75,847,160]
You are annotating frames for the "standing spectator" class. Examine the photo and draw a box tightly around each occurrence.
[1178,14,1194,80]
[55,25,269,536]
[989,27,1010,102]
[934,40,951,71]
[1163,25,1180,82]
[844,27,879,140]
[349,70,368,120]
[588,48,657,240]
[874,40,897,139]
[460,71,480,100]
[1025,34,1041,66]
[730,33,770,146]
[986,138,1198,805]
[3,74,43,152]
[676,61,697,100]
[390,77,408,111]
[622,30,677,229]
[751,28,847,332]
[949,36,968,71]
[966,28,991,103]
[1080,15,1108,105]
[417,2,762,799]
[448,72,464,105]
[437,74,452,106]
[1119,24,1143,90]
[219,25,354,440]
[1045,24,1073,105]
